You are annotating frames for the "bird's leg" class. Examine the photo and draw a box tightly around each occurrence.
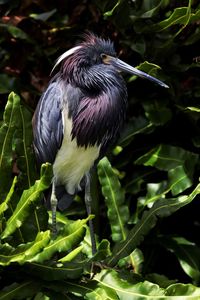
[85,173,97,255]
[51,181,58,235]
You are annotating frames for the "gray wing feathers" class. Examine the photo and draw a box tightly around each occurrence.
[33,81,63,164]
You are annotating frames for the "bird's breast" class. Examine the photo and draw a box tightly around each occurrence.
[53,108,100,194]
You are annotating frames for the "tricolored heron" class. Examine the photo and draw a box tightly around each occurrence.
[32,33,168,254]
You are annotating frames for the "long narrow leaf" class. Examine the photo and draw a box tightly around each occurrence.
[98,157,129,242]
[1,163,52,239]
[59,279,119,299]
[92,269,200,299]
[0,280,41,300]
[94,269,165,299]
[28,261,85,280]
[0,92,20,200]
[0,176,17,217]
[13,103,37,188]
[135,145,198,172]
[160,236,200,283]
[0,231,50,266]
[106,183,200,266]
[136,144,198,195]
[28,216,92,263]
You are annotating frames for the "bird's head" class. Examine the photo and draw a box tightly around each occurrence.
[52,33,116,72]
[52,32,169,89]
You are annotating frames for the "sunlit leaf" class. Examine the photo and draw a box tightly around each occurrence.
[145,273,177,289]
[135,145,198,171]
[104,0,121,17]
[94,269,165,299]
[128,61,162,83]
[151,7,190,31]
[168,166,192,196]
[166,283,200,297]
[1,1,200,297]
[0,231,50,266]
[186,106,200,113]
[28,260,85,280]
[106,183,200,266]
[98,157,129,242]
[28,217,91,263]
[0,92,20,200]
[0,176,17,217]
[1,163,52,239]
[145,181,167,205]
[58,245,83,262]
[13,104,37,188]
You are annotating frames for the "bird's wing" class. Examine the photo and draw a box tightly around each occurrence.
[32,81,64,164]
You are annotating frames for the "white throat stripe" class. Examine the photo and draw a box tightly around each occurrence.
[51,45,82,74]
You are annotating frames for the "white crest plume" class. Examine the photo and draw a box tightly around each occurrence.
[51,45,82,74]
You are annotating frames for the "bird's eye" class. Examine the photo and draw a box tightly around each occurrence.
[101,53,111,64]
[101,53,107,60]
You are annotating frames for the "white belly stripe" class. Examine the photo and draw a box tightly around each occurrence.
[53,108,100,194]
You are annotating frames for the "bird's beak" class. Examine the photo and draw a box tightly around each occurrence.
[105,55,169,88]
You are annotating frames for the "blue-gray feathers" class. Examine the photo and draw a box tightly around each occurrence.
[32,82,63,164]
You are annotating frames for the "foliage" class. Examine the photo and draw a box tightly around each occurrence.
[0,0,200,298]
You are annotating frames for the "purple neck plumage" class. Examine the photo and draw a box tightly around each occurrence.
[55,34,128,150]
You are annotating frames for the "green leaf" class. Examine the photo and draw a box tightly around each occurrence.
[168,166,192,196]
[28,217,91,263]
[28,260,85,280]
[151,7,190,31]
[98,157,129,242]
[85,285,119,299]
[0,24,29,40]
[118,248,144,273]
[104,0,121,17]
[145,273,177,289]
[106,183,200,267]
[93,269,200,299]
[0,281,41,300]
[0,231,50,266]
[130,248,144,274]
[64,278,119,299]
[130,0,166,21]
[94,269,165,299]
[166,283,200,297]
[135,145,198,171]
[1,163,52,239]
[0,176,17,217]
[0,92,20,200]
[91,239,111,262]
[144,181,168,206]
[13,104,37,188]
[161,236,200,283]
[119,116,153,147]
[128,61,162,83]
[58,245,83,262]
[143,100,172,126]
[135,145,198,195]
[0,74,16,94]
[186,106,200,113]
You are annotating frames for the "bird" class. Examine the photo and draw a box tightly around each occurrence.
[32,32,168,255]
